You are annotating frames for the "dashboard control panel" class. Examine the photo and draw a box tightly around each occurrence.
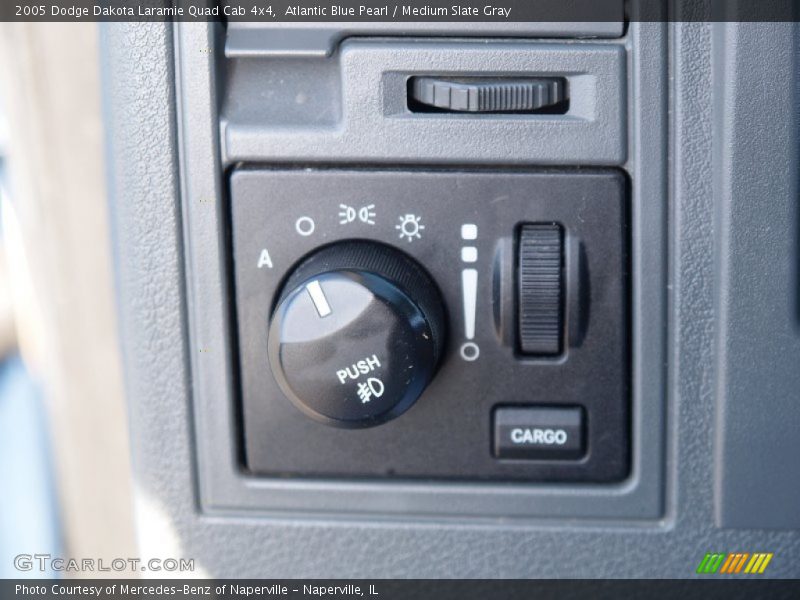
[230,168,629,482]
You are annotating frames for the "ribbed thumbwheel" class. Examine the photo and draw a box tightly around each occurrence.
[517,224,564,355]
[410,77,566,113]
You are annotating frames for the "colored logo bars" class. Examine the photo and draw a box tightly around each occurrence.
[696,553,773,575]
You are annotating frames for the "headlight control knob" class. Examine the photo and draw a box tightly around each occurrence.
[268,241,446,428]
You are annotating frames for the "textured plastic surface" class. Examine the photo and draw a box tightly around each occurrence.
[221,41,626,165]
[409,77,566,113]
[712,22,800,529]
[102,19,800,578]
[225,21,625,57]
[231,169,628,482]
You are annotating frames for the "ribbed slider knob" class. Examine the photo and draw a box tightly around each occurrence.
[410,77,566,113]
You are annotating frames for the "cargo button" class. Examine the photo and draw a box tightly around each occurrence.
[493,407,584,459]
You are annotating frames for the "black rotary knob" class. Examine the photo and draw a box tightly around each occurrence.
[268,241,446,428]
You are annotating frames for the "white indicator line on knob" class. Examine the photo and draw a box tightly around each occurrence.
[306,280,332,318]
[462,268,478,340]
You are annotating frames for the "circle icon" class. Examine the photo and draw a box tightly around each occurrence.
[396,214,425,242]
[459,342,480,362]
[295,216,315,236]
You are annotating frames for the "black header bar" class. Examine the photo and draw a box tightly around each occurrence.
[2,0,800,23]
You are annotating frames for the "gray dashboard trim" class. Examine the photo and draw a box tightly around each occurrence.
[225,22,625,58]
[178,25,666,520]
[712,22,800,529]
[103,20,800,578]
[222,40,627,165]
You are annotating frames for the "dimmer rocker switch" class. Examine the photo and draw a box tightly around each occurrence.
[517,224,564,355]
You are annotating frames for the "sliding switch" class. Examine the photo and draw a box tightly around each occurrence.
[409,77,567,113]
